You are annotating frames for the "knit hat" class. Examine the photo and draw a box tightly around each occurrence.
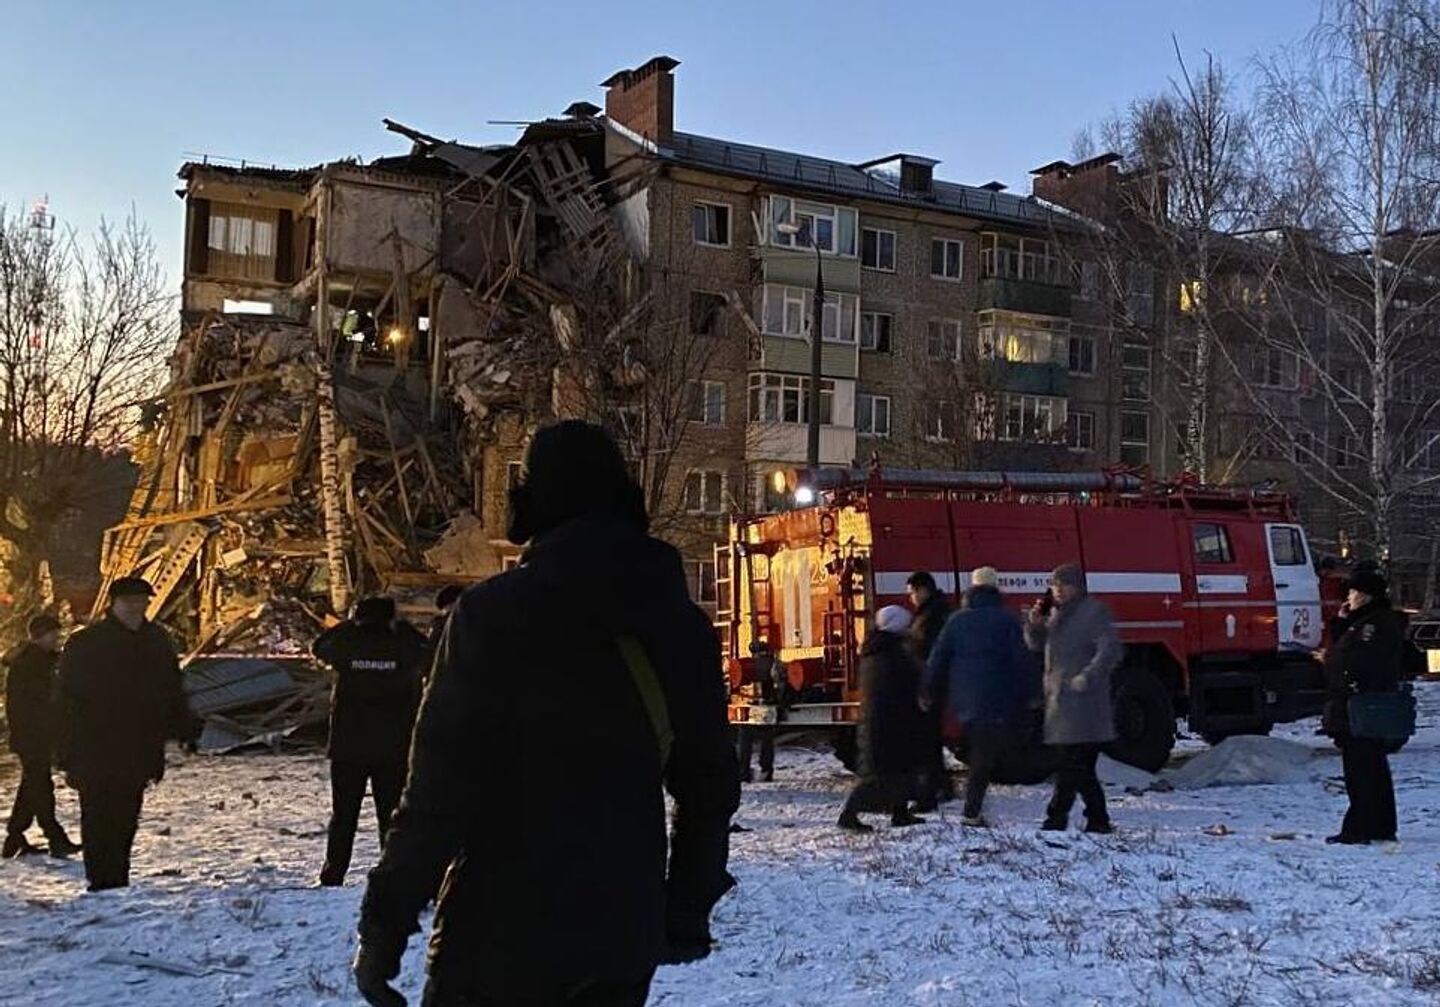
[1345,567,1388,598]
[876,605,913,634]
[507,421,647,544]
[110,576,155,599]
[972,566,1000,590]
[1052,563,1085,590]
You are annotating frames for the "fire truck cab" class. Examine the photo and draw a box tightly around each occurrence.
[716,468,1330,772]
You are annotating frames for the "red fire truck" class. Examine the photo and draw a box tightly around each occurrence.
[717,468,1332,772]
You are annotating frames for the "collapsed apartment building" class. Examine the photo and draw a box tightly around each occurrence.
[94,98,714,680]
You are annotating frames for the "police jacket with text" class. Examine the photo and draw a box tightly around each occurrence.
[313,620,430,765]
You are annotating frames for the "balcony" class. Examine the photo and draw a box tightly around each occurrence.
[978,276,1072,318]
[745,423,856,466]
[985,360,1069,397]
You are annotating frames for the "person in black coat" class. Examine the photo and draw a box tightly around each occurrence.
[3,615,79,858]
[907,571,954,811]
[428,586,463,657]
[56,577,200,891]
[838,605,928,832]
[312,596,430,887]
[354,421,740,1007]
[1322,568,1403,844]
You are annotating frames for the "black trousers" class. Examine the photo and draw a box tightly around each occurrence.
[323,760,406,883]
[841,772,910,820]
[1340,736,1398,841]
[7,753,64,840]
[1046,744,1109,826]
[918,707,951,802]
[422,970,655,1007]
[962,723,1014,819]
[79,783,145,891]
[736,726,774,779]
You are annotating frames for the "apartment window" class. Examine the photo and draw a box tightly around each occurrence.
[205,202,279,281]
[931,238,963,281]
[758,471,791,513]
[860,311,893,353]
[1409,428,1440,470]
[694,559,718,604]
[1293,429,1315,465]
[1126,262,1155,325]
[506,460,525,494]
[1120,409,1150,466]
[1335,366,1363,397]
[1193,523,1235,564]
[692,202,731,247]
[684,470,726,515]
[689,291,727,336]
[1121,340,1152,402]
[1068,331,1095,375]
[925,400,955,442]
[927,319,962,361]
[856,393,892,437]
[1333,432,1360,469]
[979,233,1062,285]
[1075,260,1101,300]
[999,394,1065,442]
[1255,347,1299,389]
[768,195,857,256]
[977,312,1065,364]
[1067,410,1096,451]
[861,227,896,271]
[687,380,726,426]
[761,284,858,342]
[748,373,833,425]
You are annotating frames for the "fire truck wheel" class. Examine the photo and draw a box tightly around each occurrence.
[1106,670,1176,773]
[831,730,859,773]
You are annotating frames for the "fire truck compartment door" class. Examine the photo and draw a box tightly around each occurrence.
[1265,523,1321,650]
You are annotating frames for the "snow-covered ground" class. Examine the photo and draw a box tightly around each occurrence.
[2,684,1439,1006]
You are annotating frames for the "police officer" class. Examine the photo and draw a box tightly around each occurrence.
[56,577,199,891]
[313,597,429,887]
[3,614,80,858]
[1322,567,1403,844]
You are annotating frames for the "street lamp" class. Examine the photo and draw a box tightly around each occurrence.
[776,220,826,486]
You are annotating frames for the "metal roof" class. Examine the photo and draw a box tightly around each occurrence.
[663,130,1074,230]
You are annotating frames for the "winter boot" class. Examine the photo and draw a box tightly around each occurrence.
[760,769,774,783]
[45,833,81,858]
[890,810,927,828]
[1325,833,1370,845]
[838,811,873,833]
[1041,816,1068,832]
[2,834,39,859]
[1084,817,1114,835]
[961,814,989,828]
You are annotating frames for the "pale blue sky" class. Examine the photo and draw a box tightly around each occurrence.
[1,0,1321,280]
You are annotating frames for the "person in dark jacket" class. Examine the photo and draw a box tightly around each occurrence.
[737,640,784,783]
[313,596,430,887]
[354,421,740,1007]
[1025,563,1122,834]
[923,568,1039,826]
[56,577,199,891]
[3,615,79,858]
[1321,567,1403,844]
[906,571,954,812]
[838,605,928,833]
[428,586,463,655]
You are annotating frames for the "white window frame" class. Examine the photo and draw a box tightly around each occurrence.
[688,380,727,426]
[1257,347,1300,390]
[768,195,857,257]
[692,201,732,248]
[931,238,963,281]
[1067,409,1095,452]
[856,392,892,438]
[683,469,727,515]
[925,400,955,442]
[761,284,858,343]
[860,311,893,353]
[694,559,718,604]
[927,319,963,362]
[1121,340,1152,402]
[1333,432,1361,470]
[998,394,1066,442]
[1068,330,1095,376]
[747,373,834,426]
[861,227,896,272]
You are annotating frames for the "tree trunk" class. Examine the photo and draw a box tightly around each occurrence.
[315,367,351,616]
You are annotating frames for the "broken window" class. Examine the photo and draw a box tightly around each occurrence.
[692,202,731,246]
[689,291,727,336]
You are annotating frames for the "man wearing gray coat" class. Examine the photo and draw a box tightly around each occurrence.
[1024,563,1122,833]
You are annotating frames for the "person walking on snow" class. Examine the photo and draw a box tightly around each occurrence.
[55,577,200,891]
[923,567,1039,827]
[1321,567,1402,845]
[354,421,739,1007]
[838,605,928,833]
[906,571,954,812]
[312,596,430,887]
[1025,563,1121,834]
[3,614,80,859]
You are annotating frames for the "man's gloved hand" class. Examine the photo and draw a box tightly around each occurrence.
[353,937,407,1007]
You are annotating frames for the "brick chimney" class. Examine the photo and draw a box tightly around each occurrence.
[601,56,679,146]
[1030,153,1122,217]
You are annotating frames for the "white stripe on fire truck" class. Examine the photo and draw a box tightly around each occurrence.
[1182,600,1283,609]
[1115,620,1185,630]
[1197,574,1250,594]
[874,571,1183,595]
